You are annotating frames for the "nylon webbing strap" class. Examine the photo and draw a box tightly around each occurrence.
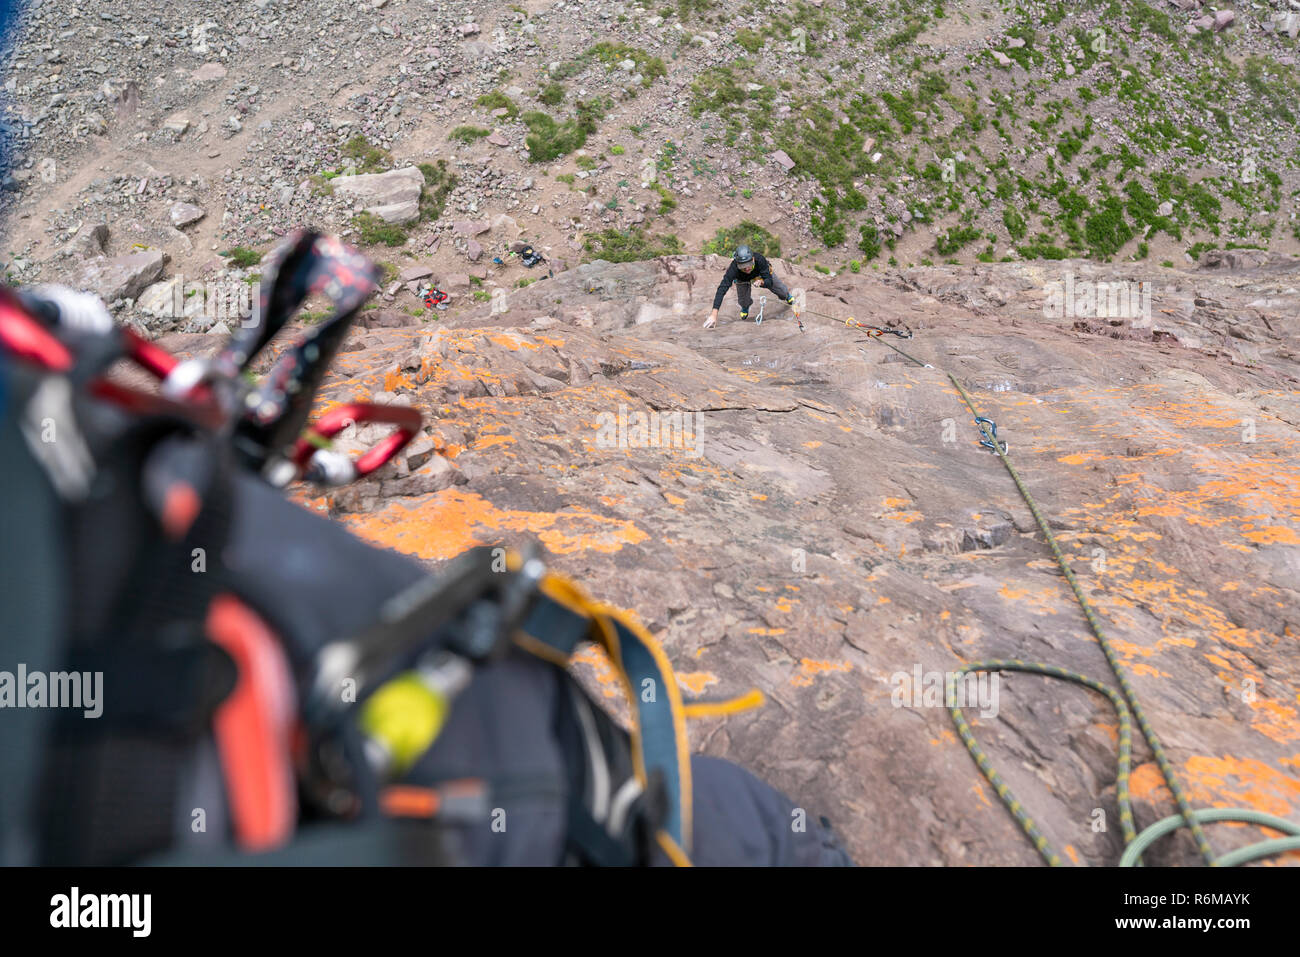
[515,579,693,856]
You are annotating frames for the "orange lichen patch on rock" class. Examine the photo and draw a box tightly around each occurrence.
[1179,755,1300,818]
[775,596,795,613]
[1107,633,1195,660]
[1065,845,1080,865]
[383,369,415,393]
[790,658,852,687]
[342,488,649,560]
[1058,451,1107,466]
[1092,721,1120,745]
[485,332,541,352]
[1248,697,1300,745]
[1129,762,1173,805]
[1135,400,1243,430]
[972,781,992,809]
[997,581,1063,616]
[747,627,786,635]
[472,433,517,450]
[883,497,910,508]
[676,671,719,696]
[1112,577,1268,652]
[929,729,957,748]
[886,510,924,523]
[571,646,622,699]
[1243,526,1300,545]
[803,440,823,449]
[1137,504,1183,518]
[663,492,686,507]
[1129,662,1171,679]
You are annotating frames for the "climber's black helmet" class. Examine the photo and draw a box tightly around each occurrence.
[734,245,754,265]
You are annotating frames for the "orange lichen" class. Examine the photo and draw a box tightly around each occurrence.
[676,671,720,696]
[342,488,650,560]
[790,658,853,687]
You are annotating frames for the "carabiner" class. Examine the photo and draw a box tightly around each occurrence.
[290,402,422,486]
[974,416,1008,454]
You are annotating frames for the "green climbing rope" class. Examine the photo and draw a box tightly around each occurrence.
[1119,808,1300,868]
[852,322,1292,867]
[947,659,1136,866]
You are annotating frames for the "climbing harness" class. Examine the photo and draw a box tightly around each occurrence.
[852,320,1289,868]
[304,542,765,865]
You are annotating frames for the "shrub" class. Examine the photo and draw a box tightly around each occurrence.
[858,224,882,260]
[340,135,390,172]
[522,99,608,162]
[418,160,458,222]
[584,227,684,262]
[702,220,781,258]
[450,125,491,143]
[352,212,408,247]
[220,246,262,269]
[475,90,518,117]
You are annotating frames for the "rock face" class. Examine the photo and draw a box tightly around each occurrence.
[330,166,425,225]
[70,249,166,302]
[297,255,1300,866]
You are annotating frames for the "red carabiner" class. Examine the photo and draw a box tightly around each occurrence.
[291,402,422,478]
[0,293,73,371]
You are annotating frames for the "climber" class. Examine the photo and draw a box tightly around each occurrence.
[703,245,796,329]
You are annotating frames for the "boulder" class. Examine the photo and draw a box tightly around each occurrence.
[330,166,425,225]
[399,264,433,282]
[61,222,109,259]
[71,249,167,302]
[170,202,205,228]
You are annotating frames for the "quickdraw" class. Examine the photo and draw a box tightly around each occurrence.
[973,415,1008,455]
[846,318,913,340]
[1,230,419,491]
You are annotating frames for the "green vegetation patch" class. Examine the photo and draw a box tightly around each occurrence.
[584,227,685,262]
[702,220,781,259]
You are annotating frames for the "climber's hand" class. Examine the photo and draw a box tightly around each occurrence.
[703,312,716,329]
